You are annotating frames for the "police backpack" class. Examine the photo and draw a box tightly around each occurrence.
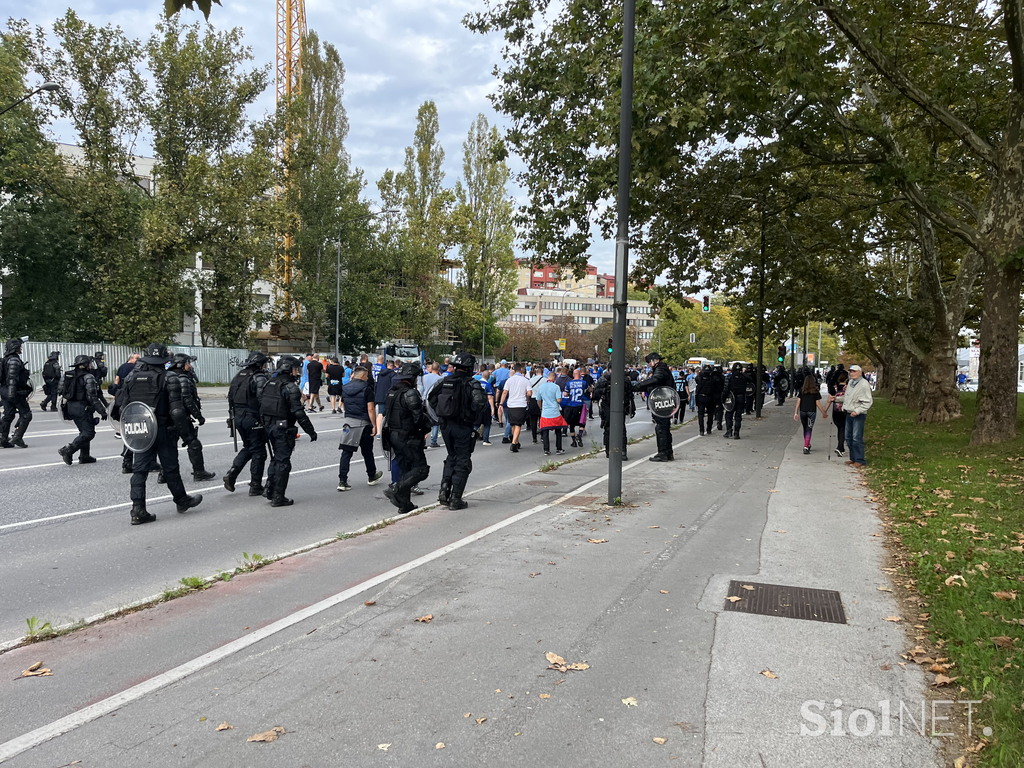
[434,376,472,424]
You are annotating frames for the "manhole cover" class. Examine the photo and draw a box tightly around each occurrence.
[723,580,846,624]
[525,479,558,486]
[564,495,600,507]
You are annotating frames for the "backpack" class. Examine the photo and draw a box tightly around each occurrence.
[127,368,166,410]
[434,375,469,423]
[59,370,78,400]
[260,377,289,422]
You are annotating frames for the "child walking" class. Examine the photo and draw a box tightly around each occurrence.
[794,375,829,454]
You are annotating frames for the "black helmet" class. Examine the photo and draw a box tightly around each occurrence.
[142,342,170,365]
[5,338,23,354]
[73,354,93,368]
[396,362,423,380]
[94,350,104,359]
[244,351,268,369]
[48,350,60,360]
[276,355,301,374]
[451,352,475,371]
[645,351,662,363]
[732,362,743,372]
[171,353,195,369]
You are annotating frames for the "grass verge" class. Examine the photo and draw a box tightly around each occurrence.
[866,394,1023,767]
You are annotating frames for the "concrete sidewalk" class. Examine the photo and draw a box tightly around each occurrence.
[0,414,941,767]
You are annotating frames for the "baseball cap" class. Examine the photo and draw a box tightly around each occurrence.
[849,364,862,371]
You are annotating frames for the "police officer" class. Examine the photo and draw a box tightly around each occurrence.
[694,364,716,436]
[93,350,108,383]
[260,356,317,507]
[0,338,32,448]
[633,351,675,462]
[122,343,203,525]
[167,353,216,481]
[591,368,633,460]
[58,355,108,465]
[41,351,61,411]
[224,351,270,496]
[384,362,431,513]
[773,364,790,405]
[428,353,489,509]
[712,364,726,431]
[724,362,749,439]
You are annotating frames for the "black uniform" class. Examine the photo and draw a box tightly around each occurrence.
[773,366,790,405]
[724,365,749,438]
[41,352,61,411]
[0,338,32,449]
[743,368,756,415]
[58,358,107,464]
[428,358,489,510]
[224,354,270,495]
[633,356,675,461]
[694,366,716,435]
[260,360,317,507]
[673,371,688,424]
[167,357,215,481]
[122,344,202,525]
[711,365,725,429]
[592,371,634,459]
[385,368,431,513]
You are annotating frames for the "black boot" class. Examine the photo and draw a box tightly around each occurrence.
[175,494,203,513]
[59,445,74,465]
[131,504,156,525]
[157,471,166,484]
[438,479,452,507]
[384,485,402,509]
[11,421,29,448]
[223,468,240,492]
[649,454,669,462]
[248,483,265,497]
[724,429,733,439]
[270,475,292,506]
[448,494,468,510]
[193,470,216,481]
[79,454,97,464]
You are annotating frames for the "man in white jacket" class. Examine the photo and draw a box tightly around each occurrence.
[842,365,873,467]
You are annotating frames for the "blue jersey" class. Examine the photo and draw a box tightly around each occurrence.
[563,378,585,406]
[372,363,384,379]
[474,374,494,397]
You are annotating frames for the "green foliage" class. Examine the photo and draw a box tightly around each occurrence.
[657,301,753,365]
[24,616,52,640]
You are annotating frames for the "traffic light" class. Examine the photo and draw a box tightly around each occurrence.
[607,337,613,354]
[702,295,711,312]
[777,345,786,363]
[512,344,518,360]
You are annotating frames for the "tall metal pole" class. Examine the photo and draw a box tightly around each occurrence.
[789,327,796,376]
[755,206,765,418]
[817,322,822,367]
[803,321,809,368]
[608,0,636,505]
[335,236,341,360]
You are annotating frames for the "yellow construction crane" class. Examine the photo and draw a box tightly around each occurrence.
[276,0,306,319]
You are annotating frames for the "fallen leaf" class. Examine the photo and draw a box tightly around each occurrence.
[539,693,551,699]
[741,585,755,591]
[877,586,892,592]
[929,663,949,673]
[768,489,779,493]
[529,572,540,578]
[588,538,608,544]
[21,667,52,677]
[774,530,786,533]
[26,661,42,672]
[671,722,691,731]
[545,652,565,666]
[475,717,487,725]
[649,525,660,528]
[992,591,1017,601]
[555,679,566,685]
[726,596,743,603]
[622,697,638,707]
[660,590,669,594]
[248,726,286,743]
[435,742,445,750]
[464,712,471,718]
[954,757,967,768]
[415,614,433,623]
[653,737,668,745]
[566,662,590,671]
[377,743,391,751]
[216,722,233,731]
[933,674,958,687]
[884,616,902,622]
[760,669,778,679]
[364,601,376,606]
[880,664,891,671]
[991,636,1014,648]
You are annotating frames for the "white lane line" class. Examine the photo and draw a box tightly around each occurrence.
[0,437,687,764]
[0,429,349,474]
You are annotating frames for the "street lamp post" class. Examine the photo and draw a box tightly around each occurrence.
[559,287,571,359]
[0,82,59,118]
[335,209,397,360]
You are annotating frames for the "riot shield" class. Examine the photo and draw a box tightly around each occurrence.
[648,385,680,419]
[120,401,158,453]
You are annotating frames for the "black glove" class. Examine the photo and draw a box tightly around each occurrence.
[99,411,108,421]
[197,415,206,426]
[308,430,318,442]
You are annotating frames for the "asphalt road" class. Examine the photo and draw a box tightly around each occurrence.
[0,390,668,642]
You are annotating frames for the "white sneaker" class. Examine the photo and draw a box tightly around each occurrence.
[368,471,383,485]
[482,441,492,446]
[337,482,352,492]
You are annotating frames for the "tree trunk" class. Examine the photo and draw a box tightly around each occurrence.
[888,347,913,405]
[971,260,1022,444]
[918,329,961,423]
[906,358,926,410]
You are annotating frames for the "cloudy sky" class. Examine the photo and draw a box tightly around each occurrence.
[17,0,618,274]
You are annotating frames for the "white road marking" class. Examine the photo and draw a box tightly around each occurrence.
[0,435,695,764]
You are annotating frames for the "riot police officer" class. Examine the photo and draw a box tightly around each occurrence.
[428,353,489,509]
[633,351,675,462]
[58,355,108,465]
[384,362,431,513]
[259,356,317,507]
[694,364,716,436]
[1,337,32,448]
[724,362,749,439]
[93,351,108,382]
[591,368,633,460]
[41,351,61,411]
[122,343,203,525]
[711,364,725,430]
[224,351,270,496]
[773,365,790,405]
[167,353,216,481]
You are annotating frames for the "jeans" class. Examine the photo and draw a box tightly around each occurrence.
[430,424,440,446]
[845,413,866,464]
[478,421,491,442]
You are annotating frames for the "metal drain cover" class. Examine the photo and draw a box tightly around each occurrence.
[723,580,847,624]
[525,480,558,486]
